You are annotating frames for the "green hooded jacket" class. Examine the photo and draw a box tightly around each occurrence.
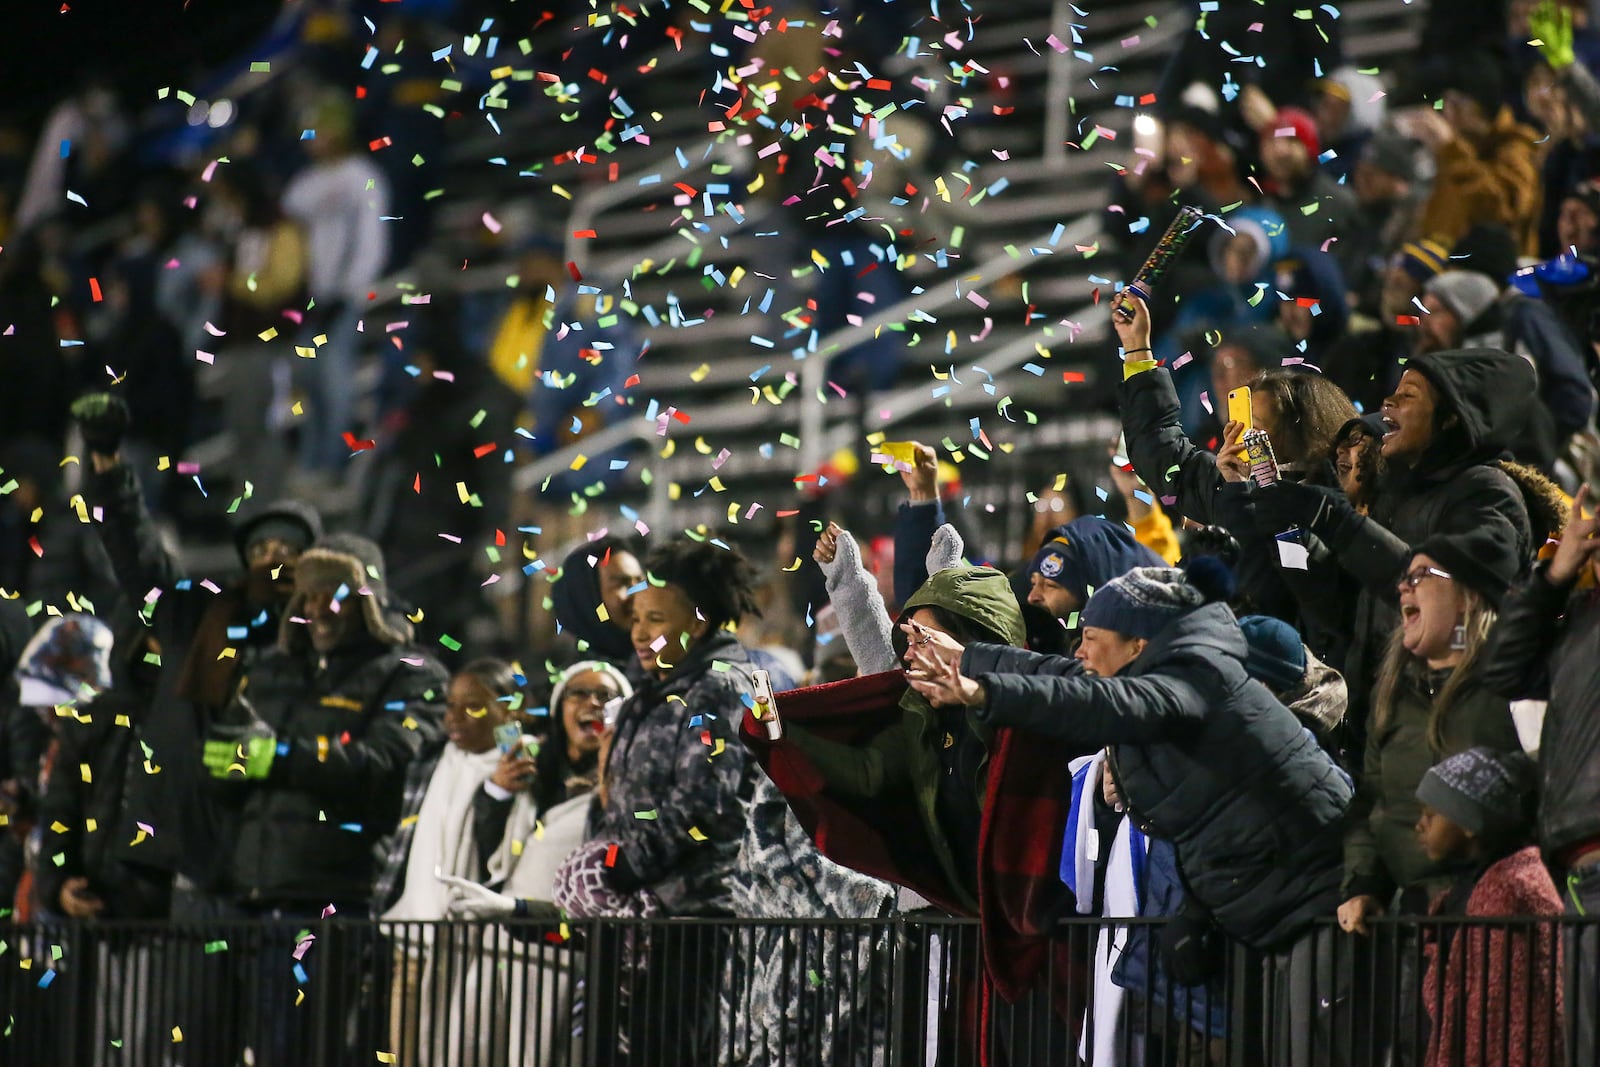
[785,566,1026,912]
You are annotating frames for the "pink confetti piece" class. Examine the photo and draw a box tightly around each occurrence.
[203,321,226,336]
[200,580,222,594]
[967,291,990,310]
[481,212,502,234]
[321,904,337,918]
[196,351,215,365]
[1045,34,1068,53]
[136,822,155,836]
[292,935,317,961]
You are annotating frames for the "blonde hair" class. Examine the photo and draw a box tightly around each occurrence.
[1371,588,1497,753]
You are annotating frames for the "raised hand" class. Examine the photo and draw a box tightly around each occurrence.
[1549,485,1600,586]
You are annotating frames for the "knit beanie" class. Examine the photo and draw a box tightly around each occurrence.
[1028,516,1166,605]
[1080,566,1207,640]
[1393,238,1453,284]
[1415,746,1538,838]
[550,538,637,662]
[1238,615,1308,693]
[233,498,323,566]
[1425,271,1500,329]
[1412,530,1520,608]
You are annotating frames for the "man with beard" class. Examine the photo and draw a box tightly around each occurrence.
[74,392,322,909]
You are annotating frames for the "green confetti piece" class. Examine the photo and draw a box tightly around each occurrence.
[439,635,462,652]
[250,61,271,73]
[469,409,487,429]
[808,969,823,987]
[142,652,162,666]
[204,940,229,954]
[633,809,659,821]
[51,944,63,961]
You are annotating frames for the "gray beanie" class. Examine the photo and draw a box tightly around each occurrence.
[1415,746,1537,838]
[1425,270,1499,329]
[1080,566,1206,640]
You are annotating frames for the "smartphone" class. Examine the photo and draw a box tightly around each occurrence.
[1227,387,1253,431]
[751,669,782,741]
[493,722,523,754]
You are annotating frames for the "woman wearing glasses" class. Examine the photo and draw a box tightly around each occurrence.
[1337,530,1526,1058]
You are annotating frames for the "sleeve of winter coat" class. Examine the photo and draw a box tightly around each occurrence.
[30,727,88,913]
[1327,469,1526,599]
[1119,366,1222,526]
[1420,131,1539,244]
[83,464,182,606]
[962,641,1085,679]
[1479,564,1574,701]
[608,674,751,888]
[1561,61,1600,146]
[817,529,897,675]
[894,501,944,607]
[279,662,447,812]
[1517,301,1597,436]
[969,665,1208,746]
[783,715,915,800]
[1341,707,1395,902]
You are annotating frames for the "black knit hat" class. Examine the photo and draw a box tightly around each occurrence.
[233,498,323,565]
[1413,530,1521,608]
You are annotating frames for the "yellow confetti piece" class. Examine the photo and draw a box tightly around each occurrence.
[79,764,91,784]
[217,647,237,660]
[879,441,917,464]
[257,328,278,342]
[690,363,710,382]
[553,184,572,201]
[688,826,708,842]
[596,603,610,623]
[157,456,171,471]
[783,557,803,571]
[295,346,316,359]
[292,401,304,416]
[456,481,471,504]
[378,1054,397,1064]
[313,334,328,347]
[171,1027,183,1043]
[569,454,588,471]
[85,818,98,833]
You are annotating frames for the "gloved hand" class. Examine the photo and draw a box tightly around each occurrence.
[438,873,517,919]
[1160,901,1224,986]
[925,523,965,574]
[70,392,131,456]
[1531,0,1576,71]
[202,733,277,780]
[1252,480,1356,543]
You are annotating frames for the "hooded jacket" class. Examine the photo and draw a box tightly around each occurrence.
[962,601,1352,950]
[590,630,756,916]
[1319,349,1534,746]
[1480,564,1600,864]
[1418,106,1540,253]
[776,566,1026,913]
[221,534,447,907]
[1342,662,1520,903]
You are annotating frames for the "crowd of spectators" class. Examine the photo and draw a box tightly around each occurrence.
[9,0,1600,1065]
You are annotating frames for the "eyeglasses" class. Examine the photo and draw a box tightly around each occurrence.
[564,686,620,704]
[1400,566,1452,589]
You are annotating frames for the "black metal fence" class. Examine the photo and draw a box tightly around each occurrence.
[0,914,1591,1066]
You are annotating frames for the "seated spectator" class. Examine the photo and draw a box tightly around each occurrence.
[1253,348,1537,746]
[1350,132,1428,319]
[1249,103,1363,280]
[1337,533,1525,1061]
[904,564,1353,1063]
[1312,67,1390,183]
[1480,485,1600,1063]
[374,658,526,1067]
[1409,54,1540,251]
[1415,747,1564,1067]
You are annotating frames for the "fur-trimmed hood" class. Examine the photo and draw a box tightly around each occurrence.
[279,533,412,651]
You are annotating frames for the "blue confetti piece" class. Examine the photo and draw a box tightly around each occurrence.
[293,963,309,985]
[38,970,56,989]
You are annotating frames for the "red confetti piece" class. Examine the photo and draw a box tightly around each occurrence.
[604,843,618,868]
[572,229,597,239]
[367,137,392,151]
[341,432,376,452]
[1395,315,1421,325]
[28,536,43,558]
[566,261,583,281]
[1295,297,1319,308]
[494,529,506,547]
[1063,371,1086,383]
[623,374,641,388]
[866,78,892,91]
[412,473,421,493]
[89,277,102,302]
[472,443,496,458]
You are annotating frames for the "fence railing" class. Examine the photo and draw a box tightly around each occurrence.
[3,913,1592,1067]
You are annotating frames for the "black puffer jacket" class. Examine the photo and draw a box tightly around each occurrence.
[1480,564,1600,863]
[224,636,447,907]
[1315,350,1534,743]
[962,602,1351,950]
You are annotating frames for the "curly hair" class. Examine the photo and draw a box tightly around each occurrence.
[644,538,763,632]
[1251,369,1358,473]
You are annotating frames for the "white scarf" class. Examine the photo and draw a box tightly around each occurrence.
[382,744,501,923]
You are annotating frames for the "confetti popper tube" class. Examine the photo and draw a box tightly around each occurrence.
[1113,205,1206,322]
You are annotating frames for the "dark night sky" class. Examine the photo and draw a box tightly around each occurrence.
[1,0,286,128]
